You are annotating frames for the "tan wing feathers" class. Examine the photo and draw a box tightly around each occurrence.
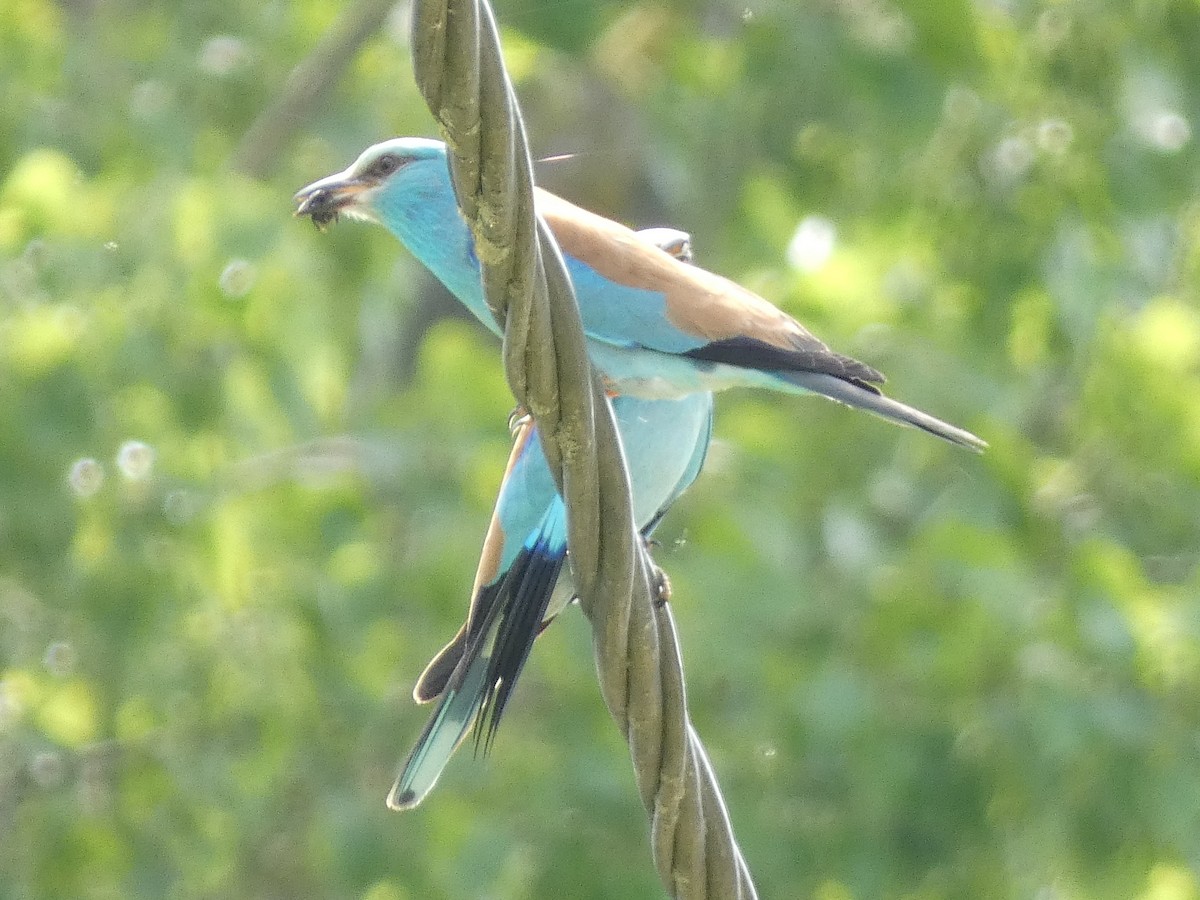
[535,188,851,359]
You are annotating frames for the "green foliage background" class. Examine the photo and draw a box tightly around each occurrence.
[3,0,1200,897]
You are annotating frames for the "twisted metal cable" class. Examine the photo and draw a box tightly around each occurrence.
[410,1,757,895]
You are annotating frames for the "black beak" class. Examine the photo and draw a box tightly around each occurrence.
[294,173,367,230]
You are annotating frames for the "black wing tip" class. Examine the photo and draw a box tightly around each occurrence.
[848,375,883,395]
[470,544,567,753]
[684,336,885,386]
[844,359,885,385]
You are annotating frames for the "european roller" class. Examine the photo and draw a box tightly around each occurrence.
[413,226,695,706]
[391,230,712,810]
[295,138,985,451]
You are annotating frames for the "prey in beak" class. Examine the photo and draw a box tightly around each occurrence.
[295,145,414,230]
[294,171,371,231]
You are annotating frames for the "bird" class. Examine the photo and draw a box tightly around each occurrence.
[295,137,986,451]
[411,228,695,706]
[390,229,713,810]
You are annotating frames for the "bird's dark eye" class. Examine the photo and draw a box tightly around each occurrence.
[373,154,401,177]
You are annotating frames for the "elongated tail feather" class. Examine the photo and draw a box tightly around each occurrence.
[388,504,567,809]
[387,648,490,810]
[784,371,986,452]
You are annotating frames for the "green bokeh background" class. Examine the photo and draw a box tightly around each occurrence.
[3,0,1199,897]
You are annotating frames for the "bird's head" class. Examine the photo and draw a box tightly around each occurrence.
[294,137,448,230]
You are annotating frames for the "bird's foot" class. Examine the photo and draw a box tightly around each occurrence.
[508,405,530,435]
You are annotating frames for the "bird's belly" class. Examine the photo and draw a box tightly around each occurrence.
[588,341,779,399]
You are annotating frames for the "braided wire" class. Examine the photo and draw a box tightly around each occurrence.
[409,2,757,895]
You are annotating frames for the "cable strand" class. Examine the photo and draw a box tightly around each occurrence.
[409,2,758,895]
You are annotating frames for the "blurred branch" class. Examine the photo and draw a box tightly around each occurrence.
[390,276,474,387]
[230,0,396,179]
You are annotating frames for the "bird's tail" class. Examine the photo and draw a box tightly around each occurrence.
[783,371,987,452]
[413,627,466,704]
[387,644,490,810]
[388,504,568,810]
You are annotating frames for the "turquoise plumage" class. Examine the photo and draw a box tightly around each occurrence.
[391,390,712,810]
[388,228,712,810]
[295,138,985,451]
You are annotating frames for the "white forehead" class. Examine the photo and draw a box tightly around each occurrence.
[351,137,446,172]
